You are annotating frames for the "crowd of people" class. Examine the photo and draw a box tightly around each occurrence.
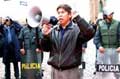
[0,3,120,79]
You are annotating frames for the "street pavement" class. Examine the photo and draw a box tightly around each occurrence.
[0,39,117,79]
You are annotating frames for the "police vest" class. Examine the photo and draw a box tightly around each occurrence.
[99,20,119,48]
[23,27,37,49]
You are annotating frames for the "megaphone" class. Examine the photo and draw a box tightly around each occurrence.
[27,6,42,28]
[27,6,58,28]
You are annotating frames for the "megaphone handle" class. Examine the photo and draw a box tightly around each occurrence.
[42,25,58,35]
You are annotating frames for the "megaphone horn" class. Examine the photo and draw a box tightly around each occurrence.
[27,6,58,28]
[27,6,42,28]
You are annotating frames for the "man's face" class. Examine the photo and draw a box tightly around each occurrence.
[4,19,11,26]
[106,13,113,23]
[57,8,72,26]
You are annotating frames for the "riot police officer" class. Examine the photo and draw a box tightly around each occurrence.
[19,18,43,79]
[94,7,120,79]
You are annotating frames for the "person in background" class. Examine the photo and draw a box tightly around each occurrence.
[41,4,95,79]
[2,16,22,79]
[93,11,107,75]
[19,18,43,79]
[94,7,120,79]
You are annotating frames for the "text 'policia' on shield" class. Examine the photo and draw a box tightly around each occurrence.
[96,64,120,72]
[22,63,41,69]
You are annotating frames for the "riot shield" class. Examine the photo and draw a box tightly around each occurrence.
[21,49,43,79]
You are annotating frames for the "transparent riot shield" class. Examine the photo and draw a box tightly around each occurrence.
[21,49,43,79]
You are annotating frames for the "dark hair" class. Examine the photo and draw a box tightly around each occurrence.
[5,16,13,23]
[56,4,72,14]
[4,17,13,25]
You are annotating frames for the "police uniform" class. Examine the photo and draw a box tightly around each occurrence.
[19,25,43,79]
[94,19,120,79]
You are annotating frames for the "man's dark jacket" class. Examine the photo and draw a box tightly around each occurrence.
[41,15,95,70]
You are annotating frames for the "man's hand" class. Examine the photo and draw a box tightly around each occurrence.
[20,48,25,55]
[99,46,105,53]
[82,48,86,53]
[42,23,52,35]
[116,47,120,53]
[36,48,41,53]
[71,10,79,20]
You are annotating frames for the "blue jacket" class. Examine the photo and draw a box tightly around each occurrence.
[2,21,22,63]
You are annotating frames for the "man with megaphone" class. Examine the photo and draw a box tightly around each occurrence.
[41,4,96,79]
